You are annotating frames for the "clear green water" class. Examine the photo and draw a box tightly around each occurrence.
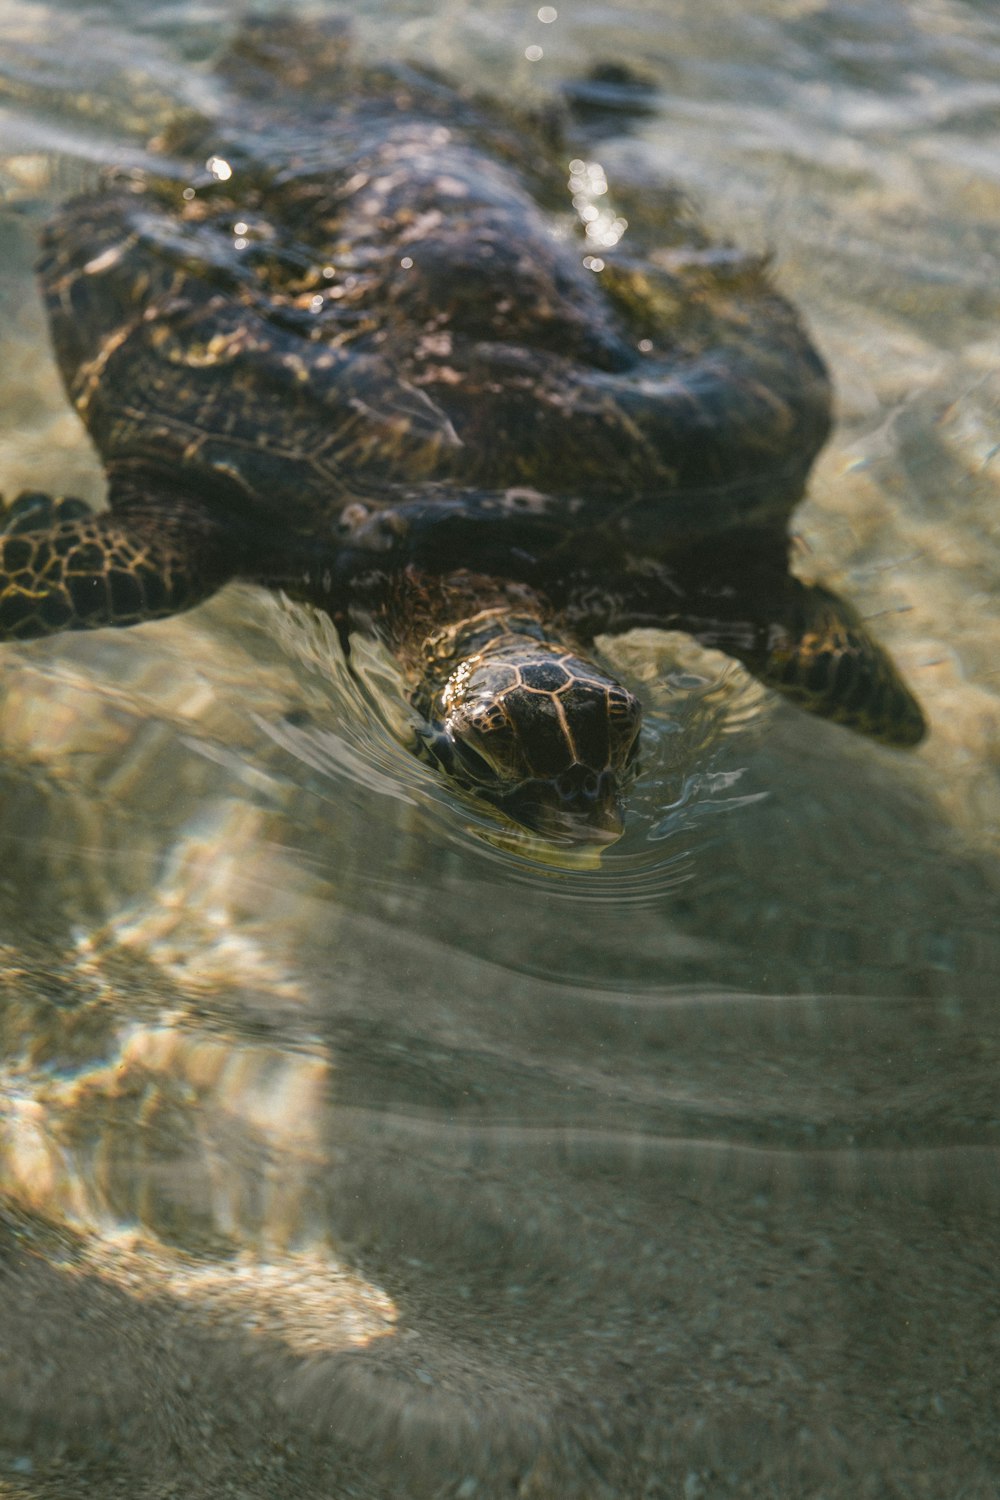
[0,2,997,1496]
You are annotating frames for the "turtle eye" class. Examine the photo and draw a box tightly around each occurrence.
[450,736,499,784]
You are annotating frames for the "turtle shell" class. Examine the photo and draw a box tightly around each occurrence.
[37,33,831,562]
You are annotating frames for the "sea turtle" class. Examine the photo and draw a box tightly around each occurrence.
[1,16,924,844]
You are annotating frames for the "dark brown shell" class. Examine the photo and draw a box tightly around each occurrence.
[37,28,831,564]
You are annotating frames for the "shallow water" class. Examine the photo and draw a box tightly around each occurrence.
[0,2,998,1496]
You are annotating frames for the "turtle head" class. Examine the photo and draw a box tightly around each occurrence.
[426,636,642,845]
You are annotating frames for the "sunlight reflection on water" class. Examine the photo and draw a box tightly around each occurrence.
[0,1,998,1495]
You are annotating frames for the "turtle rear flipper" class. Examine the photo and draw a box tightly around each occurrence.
[743,579,926,748]
[0,493,233,640]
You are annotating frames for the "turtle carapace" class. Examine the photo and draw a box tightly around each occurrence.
[0,16,925,845]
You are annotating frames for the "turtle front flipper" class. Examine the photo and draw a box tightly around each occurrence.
[733,578,926,748]
[0,492,233,640]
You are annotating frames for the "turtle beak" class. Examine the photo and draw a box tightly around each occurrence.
[500,768,627,847]
[417,729,628,847]
[538,801,625,847]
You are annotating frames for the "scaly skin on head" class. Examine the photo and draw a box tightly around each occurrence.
[383,577,641,842]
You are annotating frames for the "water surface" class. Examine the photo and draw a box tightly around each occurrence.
[0,2,998,1496]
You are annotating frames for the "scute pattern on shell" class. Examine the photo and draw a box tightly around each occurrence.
[36,31,832,549]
